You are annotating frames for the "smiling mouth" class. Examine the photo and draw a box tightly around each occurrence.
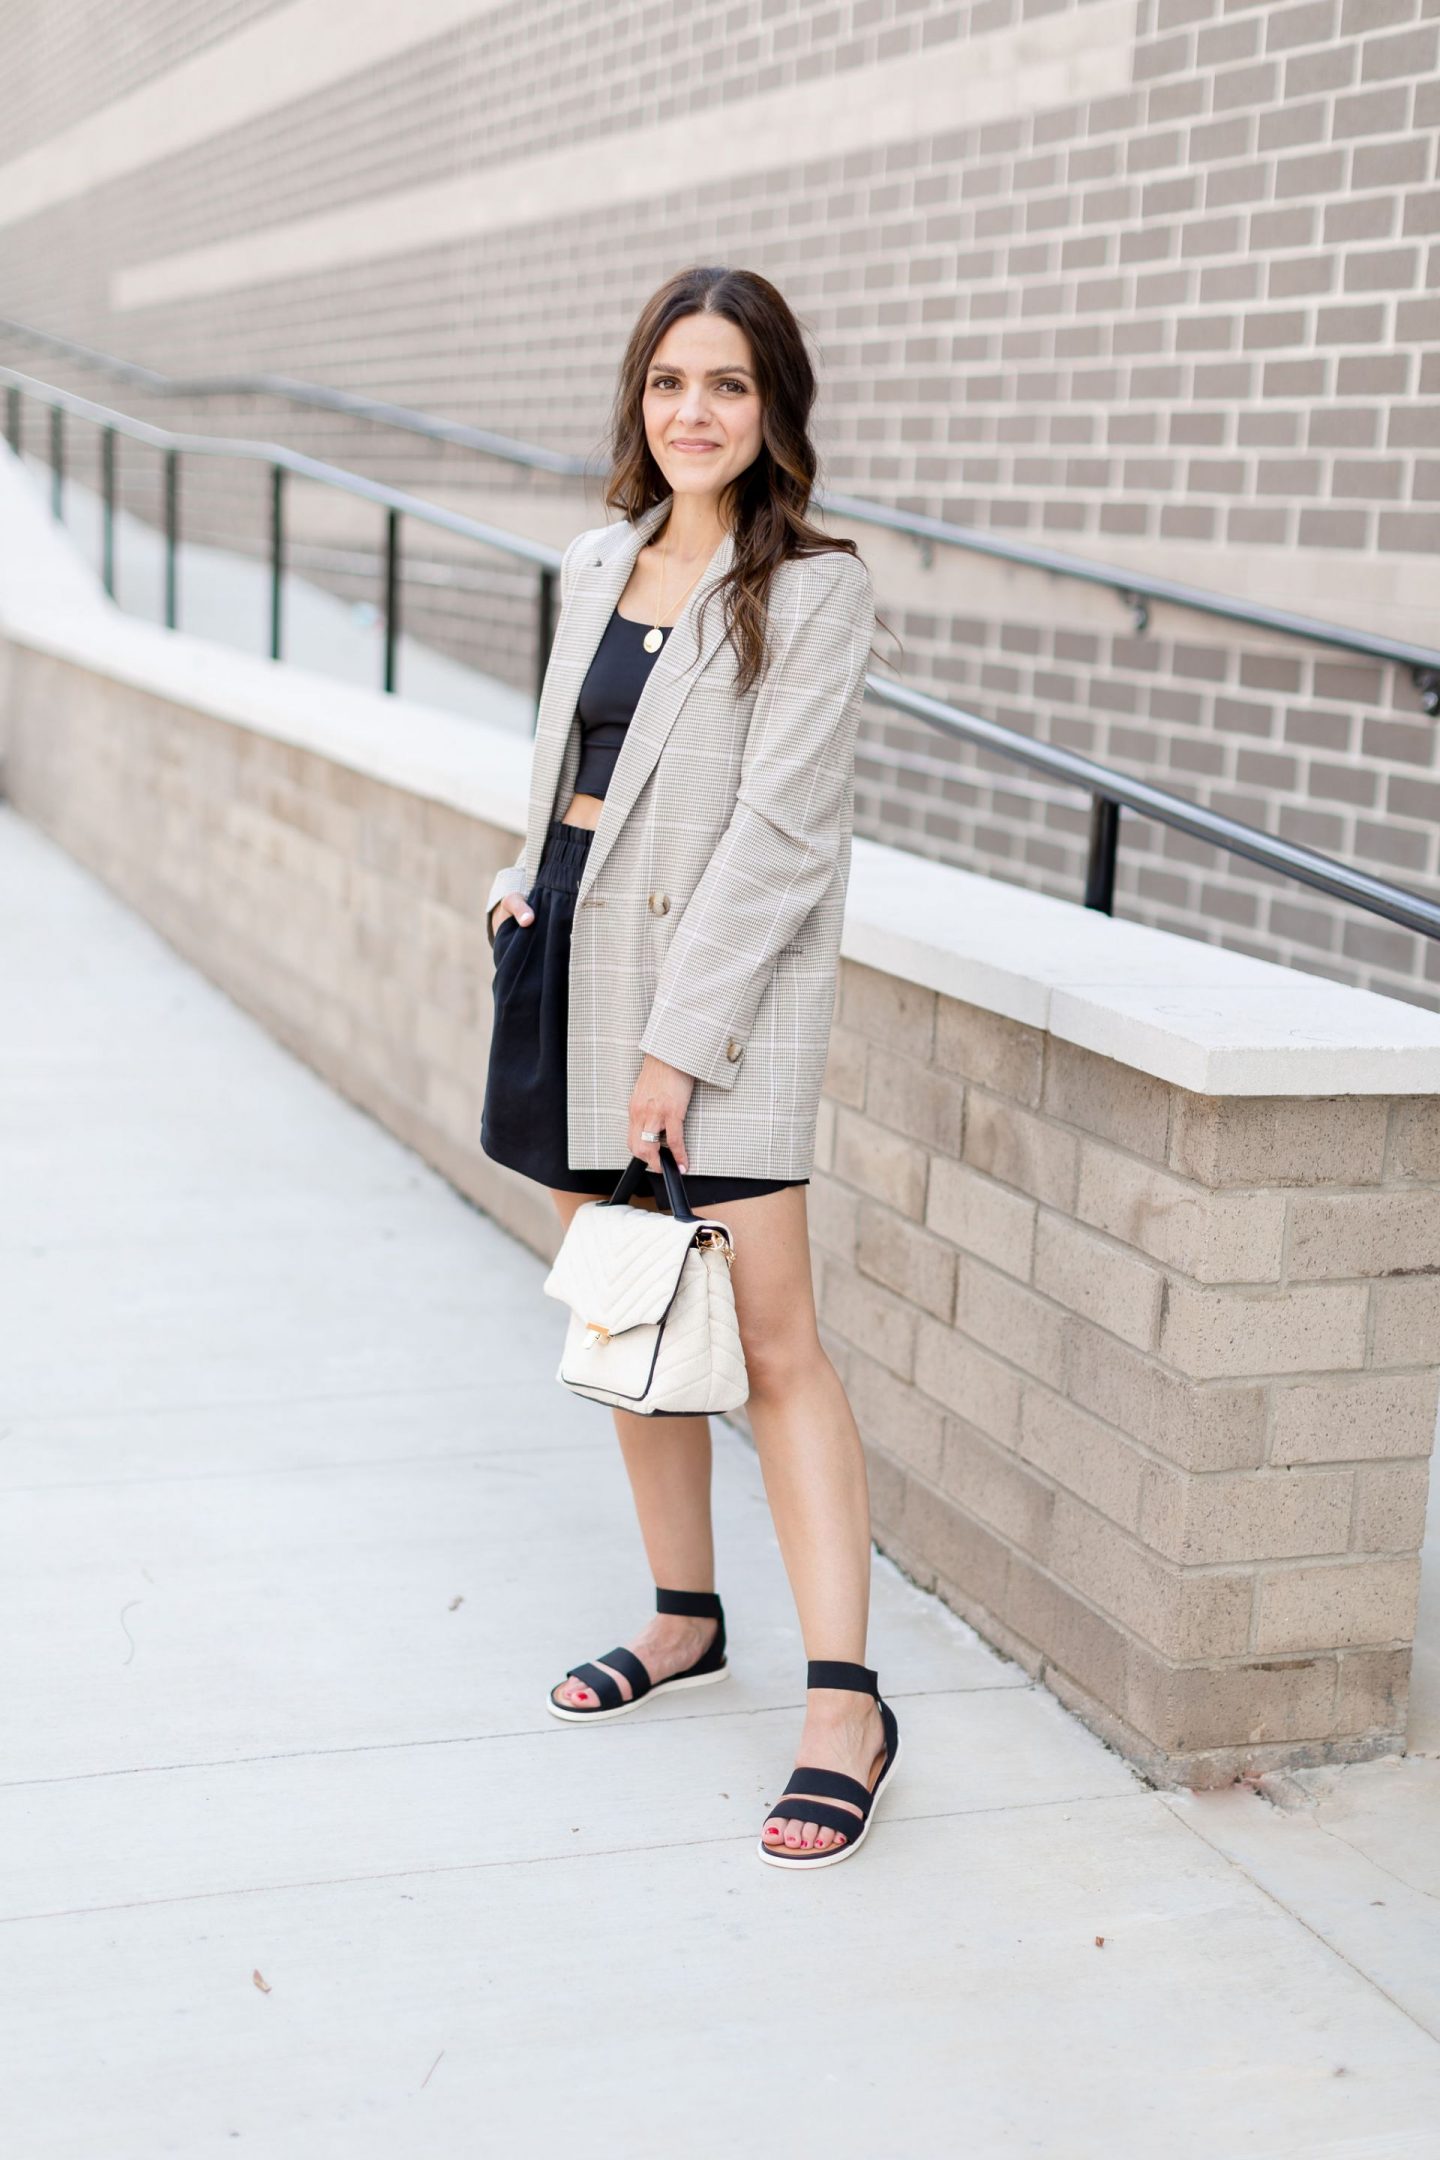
[671,442,719,450]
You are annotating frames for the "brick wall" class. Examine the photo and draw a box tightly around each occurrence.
[5,624,1436,1786]
[1,0,1437,987]
[807,959,1438,1783]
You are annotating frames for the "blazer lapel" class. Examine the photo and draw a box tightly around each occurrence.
[574,511,737,902]
[521,497,666,877]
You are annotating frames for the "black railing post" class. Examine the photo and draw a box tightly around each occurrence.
[383,508,400,694]
[1084,795,1120,914]
[101,428,117,597]
[269,465,284,661]
[163,448,179,629]
[49,404,63,518]
[5,385,19,454]
[534,563,556,724]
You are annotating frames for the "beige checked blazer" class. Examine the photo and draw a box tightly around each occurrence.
[484,493,876,1179]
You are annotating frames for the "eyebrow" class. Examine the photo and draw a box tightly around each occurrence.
[649,363,755,379]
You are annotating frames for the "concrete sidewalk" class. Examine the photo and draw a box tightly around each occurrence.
[3,803,1438,2160]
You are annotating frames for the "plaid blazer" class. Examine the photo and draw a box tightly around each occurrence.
[484,493,876,1179]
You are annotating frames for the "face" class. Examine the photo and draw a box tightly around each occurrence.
[642,313,763,516]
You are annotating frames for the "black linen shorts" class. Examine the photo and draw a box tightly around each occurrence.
[480,817,809,1206]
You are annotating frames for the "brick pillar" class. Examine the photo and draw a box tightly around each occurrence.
[815,961,1440,1788]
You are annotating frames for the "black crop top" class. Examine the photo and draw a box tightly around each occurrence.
[572,608,670,798]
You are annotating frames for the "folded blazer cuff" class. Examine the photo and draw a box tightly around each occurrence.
[637,1003,745,1091]
[485,860,531,946]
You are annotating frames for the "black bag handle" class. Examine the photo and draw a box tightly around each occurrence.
[602,1143,698,1223]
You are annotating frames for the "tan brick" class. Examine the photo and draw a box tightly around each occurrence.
[846,1347,946,1481]
[1140,1467,1352,1566]
[1351,1462,1432,1554]
[1333,1647,1410,1739]
[821,1023,868,1108]
[1254,1555,1421,1653]
[1066,1322,1267,1471]
[942,1417,1055,1560]
[914,1318,1023,1448]
[1076,1141,1285,1284]
[1270,1370,1440,1464]
[818,1262,918,1380]
[838,960,936,1060]
[1034,1215,1163,1349]
[1041,1038,1172,1160]
[1048,1494,1253,1662]
[1159,1280,1368,1379]
[864,1042,965,1152]
[900,1474,1010,1614]
[1018,1383,1146,1532]
[926,1158,1036,1280]
[963,1094,1079,1209]
[831,1104,927,1217]
[1000,1548,1132,1714]
[1370,1276,1440,1366]
[805,1170,860,1263]
[855,1199,957,1321]
[1127,1653,1338,1755]
[1386,1098,1440,1182]
[956,1256,1069,1392]
[863,1443,910,1544]
[813,1094,836,1172]
[1169,1093,1389,1188]
[1288,1187,1440,1281]
[935,995,1044,1104]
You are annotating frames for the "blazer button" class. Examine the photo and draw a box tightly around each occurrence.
[648,891,670,915]
[725,1038,743,1063]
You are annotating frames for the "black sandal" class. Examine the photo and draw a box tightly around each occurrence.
[758,1659,901,1869]
[546,1587,728,1722]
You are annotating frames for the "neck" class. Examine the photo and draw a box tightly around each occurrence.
[653,492,729,564]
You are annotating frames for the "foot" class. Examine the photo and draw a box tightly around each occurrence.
[550,1610,720,1711]
[761,1688,887,1854]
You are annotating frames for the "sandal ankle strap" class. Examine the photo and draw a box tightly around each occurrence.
[807,1658,878,1696]
[655,1587,722,1619]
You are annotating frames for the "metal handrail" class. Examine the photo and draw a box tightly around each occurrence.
[867,676,1440,943]
[3,363,1437,948]
[1,365,561,704]
[5,314,1438,710]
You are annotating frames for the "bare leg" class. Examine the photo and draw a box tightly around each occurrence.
[716,1185,886,1853]
[547,1186,720,1709]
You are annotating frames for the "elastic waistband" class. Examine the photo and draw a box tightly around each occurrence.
[534,815,594,892]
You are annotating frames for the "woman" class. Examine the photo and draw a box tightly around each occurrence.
[479,266,898,1869]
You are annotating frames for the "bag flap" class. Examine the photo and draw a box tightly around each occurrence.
[542,1202,697,1333]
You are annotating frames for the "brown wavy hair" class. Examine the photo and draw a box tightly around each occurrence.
[602,265,885,698]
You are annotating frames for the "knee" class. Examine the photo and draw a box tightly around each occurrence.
[743,1323,831,1405]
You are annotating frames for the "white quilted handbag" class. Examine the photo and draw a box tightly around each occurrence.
[542,1148,749,1415]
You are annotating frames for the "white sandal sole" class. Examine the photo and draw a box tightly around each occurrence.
[545,1661,730,1722]
[757,1734,902,1869]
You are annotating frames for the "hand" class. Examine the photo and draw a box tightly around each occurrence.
[628,1053,695,1174]
[490,891,534,940]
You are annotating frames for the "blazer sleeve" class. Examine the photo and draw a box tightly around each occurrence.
[484,527,591,946]
[637,549,875,1089]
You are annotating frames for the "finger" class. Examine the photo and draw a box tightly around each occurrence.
[667,1113,688,1173]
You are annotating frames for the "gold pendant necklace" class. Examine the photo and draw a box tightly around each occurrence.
[644,533,670,653]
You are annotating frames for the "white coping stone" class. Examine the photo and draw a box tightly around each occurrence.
[4,445,1439,1099]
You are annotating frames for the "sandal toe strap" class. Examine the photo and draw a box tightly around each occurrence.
[765,1799,862,1840]
[779,1765,874,1813]
[565,1660,628,1708]
[594,1645,652,1698]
